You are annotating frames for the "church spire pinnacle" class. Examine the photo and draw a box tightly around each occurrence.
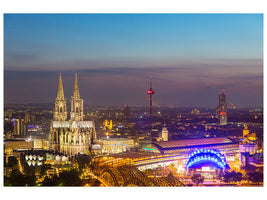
[73,72,80,99]
[54,72,67,121]
[57,72,65,99]
[70,72,83,121]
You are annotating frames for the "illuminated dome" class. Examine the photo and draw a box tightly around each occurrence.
[55,155,62,162]
[62,156,68,162]
[92,144,102,150]
[186,149,229,170]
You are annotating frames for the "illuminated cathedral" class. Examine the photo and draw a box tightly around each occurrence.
[49,73,97,157]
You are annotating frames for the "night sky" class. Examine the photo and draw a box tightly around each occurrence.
[4,14,263,107]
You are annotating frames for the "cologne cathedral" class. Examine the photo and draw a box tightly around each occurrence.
[49,73,97,157]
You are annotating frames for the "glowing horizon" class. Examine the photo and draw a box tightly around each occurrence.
[4,14,263,106]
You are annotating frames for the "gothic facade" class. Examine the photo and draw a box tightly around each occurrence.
[49,73,97,157]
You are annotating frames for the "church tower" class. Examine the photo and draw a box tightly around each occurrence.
[243,123,249,137]
[50,72,97,157]
[161,124,168,141]
[70,73,84,121]
[53,72,67,121]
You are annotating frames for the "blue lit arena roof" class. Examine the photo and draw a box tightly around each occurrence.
[153,137,238,151]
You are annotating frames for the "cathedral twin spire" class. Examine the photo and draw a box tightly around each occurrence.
[54,72,83,121]
[56,72,65,100]
[73,72,80,99]
[70,72,84,121]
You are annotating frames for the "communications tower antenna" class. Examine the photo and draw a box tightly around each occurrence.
[147,76,155,118]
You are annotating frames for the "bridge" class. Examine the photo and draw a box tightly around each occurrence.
[84,168,113,187]
[99,165,185,186]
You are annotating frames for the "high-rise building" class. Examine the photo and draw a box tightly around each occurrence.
[123,105,131,121]
[161,124,168,141]
[13,118,26,135]
[25,112,30,123]
[216,90,227,125]
[14,119,20,135]
[49,73,97,157]
[24,112,36,124]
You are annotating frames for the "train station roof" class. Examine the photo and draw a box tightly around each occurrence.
[152,137,238,151]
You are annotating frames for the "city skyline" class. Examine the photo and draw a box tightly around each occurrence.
[4,14,263,107]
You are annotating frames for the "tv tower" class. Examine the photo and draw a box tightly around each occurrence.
[147,77,155,117]
[216,89,227,125]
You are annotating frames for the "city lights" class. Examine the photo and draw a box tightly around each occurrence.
[3,13,263,188]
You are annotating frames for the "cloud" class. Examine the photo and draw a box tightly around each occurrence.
[4,61,263,107]
[5,53,39,62]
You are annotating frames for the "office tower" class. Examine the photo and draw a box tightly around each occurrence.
[25,112,30,123]
[14,119,20,135]
[216,90,227,125]
[13,118,25,135]
[124,105,131,121]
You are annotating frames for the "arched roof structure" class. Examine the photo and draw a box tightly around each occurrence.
[100,166,184,186]
[186,149,229,169]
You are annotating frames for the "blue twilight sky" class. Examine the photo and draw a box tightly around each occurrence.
[4,14,263,107]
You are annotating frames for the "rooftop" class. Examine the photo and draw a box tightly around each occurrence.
[153,137,237,150]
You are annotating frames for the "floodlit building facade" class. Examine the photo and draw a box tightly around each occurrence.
[161,125,168,141]
[13,118,26,135]
[100,138,135,154]
[139,137,240,175]
[49,73,97,157]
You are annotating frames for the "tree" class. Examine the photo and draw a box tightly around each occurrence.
[8,156,18,169]
[234,172,243,183]
[222,171,243,184]
[223,171,235,183]
[9,169,27,186]
[25,175,37,186]
[85,149,91,156]
[75,154,91,173]
[40,164,52,177]
[216,170,224,181]
[11,169,37,186]
[4,176,12,186]
[42,175,58,186]
[41,169,82,186]
[4,120,14,134]
[247,172,263,185]
[191,174,204,186]
[57,169,82,186]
